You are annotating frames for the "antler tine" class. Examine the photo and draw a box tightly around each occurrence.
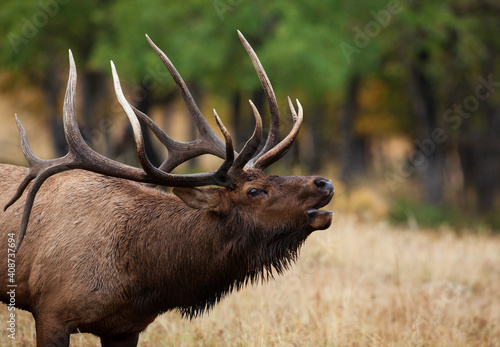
[237,31,280,161]
[231,100,263,171]
[131,106,182,153]
[3,115,70,216]
[4,115,52,212]
[213,109,235,178]
[111,61,152,174]
[145,35,227,161]
[250,97,303,170]
[130,106,191,173]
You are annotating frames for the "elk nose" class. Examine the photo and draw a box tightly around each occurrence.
[314,177,334,195]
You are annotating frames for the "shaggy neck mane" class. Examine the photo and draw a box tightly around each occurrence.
[177,209,311,318]
[130,195,312,319]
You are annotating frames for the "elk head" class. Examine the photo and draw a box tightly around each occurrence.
[5,31,334,252]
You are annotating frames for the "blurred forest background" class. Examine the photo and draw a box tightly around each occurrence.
[0,0,499,231]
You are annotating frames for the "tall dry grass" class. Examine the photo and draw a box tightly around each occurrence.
[1,214,499,346]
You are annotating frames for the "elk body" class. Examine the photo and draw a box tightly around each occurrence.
[0,32,333,347]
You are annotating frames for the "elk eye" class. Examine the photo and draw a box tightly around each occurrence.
[247,188,261,198]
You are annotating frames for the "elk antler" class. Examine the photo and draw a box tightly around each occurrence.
[137,35,264,174]
[236,31,303,170]
[5,50,236,251]
[137,32,302,172]
[5,32,303,251]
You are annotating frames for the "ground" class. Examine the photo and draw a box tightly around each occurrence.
[1,214,499,346]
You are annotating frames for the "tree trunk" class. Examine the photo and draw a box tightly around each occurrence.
[40,62,65,157]
[409,51,445,205]
[231,91,243,150]
[474,103,500,213]
[80,71,107,148]
[474,46,499,213]
[456,47,499,213]
[307,102,326,173]
[340,75,367,185]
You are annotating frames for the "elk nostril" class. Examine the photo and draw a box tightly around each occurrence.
[314,178,334,194]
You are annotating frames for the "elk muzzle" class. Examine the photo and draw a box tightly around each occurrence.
[306,177,334,230]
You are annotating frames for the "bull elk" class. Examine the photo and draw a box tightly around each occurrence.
[0,32,334,346]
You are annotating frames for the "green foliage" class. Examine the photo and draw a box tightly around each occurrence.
[388,197,499,233]
[1,0,498,107]
[87,0,361,99]
[389,197,461,229]
[0,0,498,216]
[0,0,111,76]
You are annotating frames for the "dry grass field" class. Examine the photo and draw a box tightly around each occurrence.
[0,213,499,346]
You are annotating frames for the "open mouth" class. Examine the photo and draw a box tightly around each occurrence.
[306,192,334,230]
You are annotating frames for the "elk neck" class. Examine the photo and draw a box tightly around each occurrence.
[118,182,310,318]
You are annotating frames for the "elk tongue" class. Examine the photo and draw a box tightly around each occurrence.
[307,209,333,230]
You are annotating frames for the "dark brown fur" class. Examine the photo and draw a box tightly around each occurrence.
[0,164,333,346]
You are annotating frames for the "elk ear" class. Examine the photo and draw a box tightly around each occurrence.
[173,187,222,212]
